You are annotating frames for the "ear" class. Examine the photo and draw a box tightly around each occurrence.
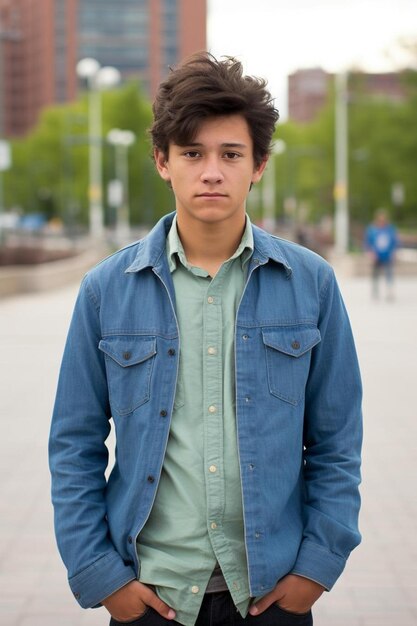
[154,148,171,182]
[251,157,268,184]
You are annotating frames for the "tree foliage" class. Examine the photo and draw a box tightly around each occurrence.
[3,82,174,228]
[260,69,417,229]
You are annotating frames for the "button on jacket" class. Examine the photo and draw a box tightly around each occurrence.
[49,212,362,612]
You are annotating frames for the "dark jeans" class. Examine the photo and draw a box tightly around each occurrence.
[109,590,313,626]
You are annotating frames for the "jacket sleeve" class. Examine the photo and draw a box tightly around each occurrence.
[48,275,136,608]
[291,266,363,590]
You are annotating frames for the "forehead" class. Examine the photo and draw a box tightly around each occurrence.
[174,114,253,148]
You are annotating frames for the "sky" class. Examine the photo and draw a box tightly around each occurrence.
[207,0,417,118]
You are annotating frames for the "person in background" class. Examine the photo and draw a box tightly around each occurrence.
[49,53,363,626]
[365,208,398,301]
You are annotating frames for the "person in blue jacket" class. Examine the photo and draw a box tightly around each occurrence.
[365,208,398,300]
[49,53,362,626]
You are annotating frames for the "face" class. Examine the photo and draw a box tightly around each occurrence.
[154,114,267,228]
[376,212,388,227]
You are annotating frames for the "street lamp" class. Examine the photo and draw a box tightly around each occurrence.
[262,139,286,232]
[76,58,121,239]
[107,129,136,245]
[334,71,349,255]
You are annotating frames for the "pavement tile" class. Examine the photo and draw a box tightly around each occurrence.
[18,616,86,626]
[359,612,416,626]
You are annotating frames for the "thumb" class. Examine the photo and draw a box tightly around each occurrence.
[140,584,176,620]
[249,588,281,616]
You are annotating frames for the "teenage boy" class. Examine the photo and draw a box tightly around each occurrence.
[49,53,362,626]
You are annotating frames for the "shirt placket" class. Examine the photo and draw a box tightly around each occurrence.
[203,271,225,541]
[203,265,250,613]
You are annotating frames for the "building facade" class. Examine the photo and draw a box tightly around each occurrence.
[0,0,77,136]
[78,0,206,96]
[288,67,407,123]
[0,0,206,136]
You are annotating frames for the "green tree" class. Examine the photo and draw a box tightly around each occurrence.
[265,91,335,226]
[3,82,174,228]
[269,69,417,231]
[102,81,174,226]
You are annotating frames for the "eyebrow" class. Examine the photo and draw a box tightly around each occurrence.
[179,142,248,149]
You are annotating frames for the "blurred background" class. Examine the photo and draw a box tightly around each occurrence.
[0,0,416,263]
[0,1,416,625]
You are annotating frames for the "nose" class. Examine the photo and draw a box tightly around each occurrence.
[200,156,224,184]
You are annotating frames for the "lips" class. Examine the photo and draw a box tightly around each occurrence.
[196,193,227,197]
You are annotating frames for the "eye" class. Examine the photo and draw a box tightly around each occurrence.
[223,152,241,160]
[183,151,201,158]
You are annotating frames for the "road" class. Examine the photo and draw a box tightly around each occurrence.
[0,272,416,626]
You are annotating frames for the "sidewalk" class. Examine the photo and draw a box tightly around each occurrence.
[0,274,416,626]
[314,275,417,626]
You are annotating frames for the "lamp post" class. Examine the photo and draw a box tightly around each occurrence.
[76,58,120,239]
[334,71,349,255]
[262,139,286,232]
[107,129,136,245]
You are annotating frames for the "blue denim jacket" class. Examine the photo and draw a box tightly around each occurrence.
[49,212,362,609]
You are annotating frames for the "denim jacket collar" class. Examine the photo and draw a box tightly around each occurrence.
[125,211,292,278]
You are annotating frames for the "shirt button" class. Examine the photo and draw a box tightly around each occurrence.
[147,475,155,483]
[242,334,249,340]
[210,522,217,530]
[168,348,176,356]
[160,410,167,417]
[208,405,217,413]
[122,351,131,360]
[191,585,200,594]
[209,465,217,473]
[207,296,214,304]
[291,341,300,350]
[207,346,217,355]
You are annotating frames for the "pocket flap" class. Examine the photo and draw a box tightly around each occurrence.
[99,336,156,367]
[262,327,321,357]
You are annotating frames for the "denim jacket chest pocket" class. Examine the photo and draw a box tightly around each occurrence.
[98,335,156,416]
[262,326,321,406]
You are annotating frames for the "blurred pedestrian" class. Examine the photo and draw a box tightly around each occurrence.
[49,53,362,626]
[365,208,398,300]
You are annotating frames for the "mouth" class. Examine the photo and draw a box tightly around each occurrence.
[196,193,227,198]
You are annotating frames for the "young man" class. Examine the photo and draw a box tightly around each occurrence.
[49,53,362,626]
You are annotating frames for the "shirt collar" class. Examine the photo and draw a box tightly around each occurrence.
[125,212,292,279]
[166,214,254,274]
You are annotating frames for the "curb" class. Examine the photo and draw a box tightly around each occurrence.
[0,248,108,298]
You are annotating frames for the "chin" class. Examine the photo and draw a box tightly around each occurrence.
[197,212,236,224]
[193,205,243,222]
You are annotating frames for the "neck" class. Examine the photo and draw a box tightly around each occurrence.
[176,213,246,275]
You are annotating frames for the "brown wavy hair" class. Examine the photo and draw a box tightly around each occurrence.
[150,52,279,167]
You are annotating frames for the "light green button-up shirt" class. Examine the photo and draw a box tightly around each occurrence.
[136,215,254,626]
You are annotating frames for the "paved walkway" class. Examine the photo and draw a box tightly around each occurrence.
[0,273,416,625]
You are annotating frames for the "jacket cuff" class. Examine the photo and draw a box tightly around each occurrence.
[290,539,347,590]
[69,551,136,609]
